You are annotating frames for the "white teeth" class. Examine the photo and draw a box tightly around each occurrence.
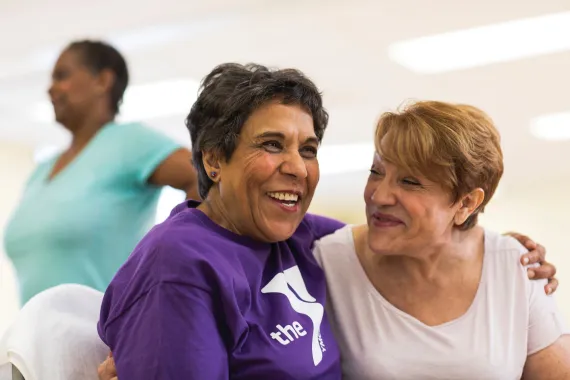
[267,192,299,202]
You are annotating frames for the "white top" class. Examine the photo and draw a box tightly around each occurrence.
[313,226,568,380]
[0,284,109,380]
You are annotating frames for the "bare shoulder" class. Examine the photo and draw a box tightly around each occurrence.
[312,225,360,263]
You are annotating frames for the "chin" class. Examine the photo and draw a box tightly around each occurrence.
[263,220,301,242]
[54,114,67,127]
[367,231,398,254]
[368,238,386,254]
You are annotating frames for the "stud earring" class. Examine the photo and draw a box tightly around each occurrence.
[210,171,217,178]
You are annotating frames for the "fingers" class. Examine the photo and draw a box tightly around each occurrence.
[520,244,546,266]
[97,352,117,380]
[508,233,557,296]
[527,262,558,295]
[546,277,559,295]
[531,259,557,278]
[521,249,540,266]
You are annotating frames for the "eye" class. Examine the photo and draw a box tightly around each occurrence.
[402,178,421,186]
[369,168,383,176]
[300,146,318,158]
[53,69,70,81]
[262,141,282,153]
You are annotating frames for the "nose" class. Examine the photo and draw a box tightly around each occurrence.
[47,81,55,100]
[280,150,308,179]
[370,179,397,206]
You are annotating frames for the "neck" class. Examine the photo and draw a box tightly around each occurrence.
[66,107,114,151]
[367,226,484,284]
[197,190,242,235]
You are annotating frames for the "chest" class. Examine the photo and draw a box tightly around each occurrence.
[377,282,481,327]
[325,272,529,380]
[223,252,341,379]
[48,150,79,181]
[363,256,484,327]
[4,160,158,254]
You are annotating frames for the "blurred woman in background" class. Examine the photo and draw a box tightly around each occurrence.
[3,40,199,305]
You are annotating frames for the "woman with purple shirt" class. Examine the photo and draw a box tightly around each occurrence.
[97,64,557,379]
[98,63,344,379]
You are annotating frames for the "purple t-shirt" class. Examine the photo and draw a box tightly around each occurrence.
[98,200,345,379]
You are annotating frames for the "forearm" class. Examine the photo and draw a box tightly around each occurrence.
[523,336,570,379]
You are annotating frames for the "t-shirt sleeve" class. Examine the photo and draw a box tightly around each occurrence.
[112,123,182,186]
[527,273,569,355]
[304,214,346,242]
[100,282,229,379]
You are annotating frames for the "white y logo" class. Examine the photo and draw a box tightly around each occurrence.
[261,266,325,366]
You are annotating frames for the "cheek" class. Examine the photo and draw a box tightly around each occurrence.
[67,77,94,102]
[397,196,431,228]
[305,160,320,192]
[241,152,278,188]
[410,202,454,233]
[363,180,375,205]
[51,79,73,97]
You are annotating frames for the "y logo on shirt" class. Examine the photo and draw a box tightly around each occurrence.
[261,265,325,366]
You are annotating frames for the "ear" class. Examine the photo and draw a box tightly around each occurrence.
[202,150,223,183]
[454,188,485,226]
[94,69,115,96]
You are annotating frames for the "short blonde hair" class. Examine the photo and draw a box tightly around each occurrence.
[375,100,503,229]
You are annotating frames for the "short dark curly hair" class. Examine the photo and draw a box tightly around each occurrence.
[67,40,129,115]
[186,63,329,199]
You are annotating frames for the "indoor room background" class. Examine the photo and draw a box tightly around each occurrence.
[1,0,569,334]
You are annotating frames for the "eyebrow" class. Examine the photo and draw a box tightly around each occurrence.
[255,131,319,145]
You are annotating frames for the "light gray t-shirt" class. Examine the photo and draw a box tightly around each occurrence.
[313,226,568,380]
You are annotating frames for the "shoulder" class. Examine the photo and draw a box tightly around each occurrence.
[98,122,181,182]
[481,228,532,299]
[484,228,528,263]
[102,122,179,151]
[294,213,346,245]
[108,209,235,292]
[103,121,155,138]
[127,209,238,282]
[314,224,355,248]
[312,225,355,267]
[100,209,240,326]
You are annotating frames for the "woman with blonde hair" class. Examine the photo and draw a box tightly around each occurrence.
[314,100,569,379]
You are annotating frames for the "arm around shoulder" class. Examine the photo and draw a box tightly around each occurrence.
[304,213,346,241]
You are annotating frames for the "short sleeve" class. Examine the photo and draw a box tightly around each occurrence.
[110,122,181,186]
[100,282,229,379]
[527,277,569,355]
[304,213,346,241]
